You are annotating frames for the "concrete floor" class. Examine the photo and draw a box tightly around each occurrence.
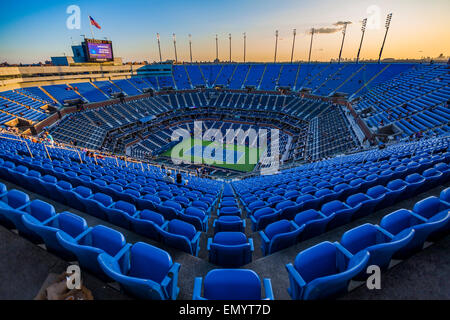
[0,178,449,300]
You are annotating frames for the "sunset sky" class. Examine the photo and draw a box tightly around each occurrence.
[0,0,449,64]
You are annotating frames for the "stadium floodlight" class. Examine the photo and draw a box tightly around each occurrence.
[338,22,349,64]
[229,33,232,63]
[157,33,162,63]
[308,28,315,63]
[378,13,393,64]
[274,30,279,63]
[189,34,193,63]
[173,33,178,63]
[356,18,367,64]
[243,32,246,63]
[215,34,219,62]
[291,29,297,63]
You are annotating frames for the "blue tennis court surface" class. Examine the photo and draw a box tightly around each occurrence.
[184,145,244,164]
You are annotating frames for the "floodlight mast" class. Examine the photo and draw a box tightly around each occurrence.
[338,22,349,64]
[215,34,219,62]
[229,33,232,63]
[157,33,162,63]
[356,18,367,64]
[308,28,315,63]
[173,33,178,63]
[378,13,393,64]
[274,30,279,63]
[291,29,297,63]
[189,34,193,63]
[243,32,246,63]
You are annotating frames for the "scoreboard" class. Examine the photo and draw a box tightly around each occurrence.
[83,38,114,62]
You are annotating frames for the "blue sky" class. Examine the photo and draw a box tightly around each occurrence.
[0,0,449,64]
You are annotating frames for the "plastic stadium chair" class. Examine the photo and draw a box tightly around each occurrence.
[366,185,389,211]
[98,242,180,300]
[193,269,274,300]
[293,209,334,241]
[315,189,339,204]
[56,225,128,277]
[38,175,58,198]
[83,192,113,220]
[422,168,443,189]
[250,207,279,231]
[22,211,88,260]
[136,193,160,211]
[159,219,201,256]
[218,206,241,217]
[103,200,136,229]
[380,209,450,259]
[296,194,321,211]
[434,163,450,183]
[4,199,55,243]
[154,202,179,220]
[126,209,165,241]
[0,189,30,229]
[207,232,254,267]
[441,187,450,203]
[179,206,208,232]
[213,216,245,234]
[386,179,408,202]
[404,174,426,197]
[246,200,266,215]
[259,219,304,256]
[285,241,370,300]
[412,196,450,240]
[346,193,379,220]
[321,200,359,230]
[339,223,415,280]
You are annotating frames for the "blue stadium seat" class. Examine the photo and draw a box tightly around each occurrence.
[285,241,369,300]
[98,242,180,300]
[0,189,30,229]
[321,200,358,230]
[56,225,127,277]
[259,219,304,256]
[159,219,201,256]
[213,215,245,234]
[339,223,415,280]
[293,209,334,241]
[126,209,165,241]
[250,207,279,231]
[22,211,88,260]
[380,209,450,259]
[193,269,274,300]
[207,232,253,267]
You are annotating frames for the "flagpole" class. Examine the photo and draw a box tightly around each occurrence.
[89,22,95,39]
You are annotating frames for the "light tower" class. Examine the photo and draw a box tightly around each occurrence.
[356,18,367,64]
[378,13,393,64]
[243,32,246,63]
[229,33,232,63]
[156,33,162,63]
[290,29,297,63]
[274,30,279,63]
[188,34,193,63]
[172,33,178,63]
[215,34,219,62]
[308,28,315,63]
[338,22,349,64]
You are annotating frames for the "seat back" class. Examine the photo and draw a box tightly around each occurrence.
[128,242,172,283]
[204,269,261,300]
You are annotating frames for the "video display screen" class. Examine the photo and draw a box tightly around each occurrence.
[85,39,114,61]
